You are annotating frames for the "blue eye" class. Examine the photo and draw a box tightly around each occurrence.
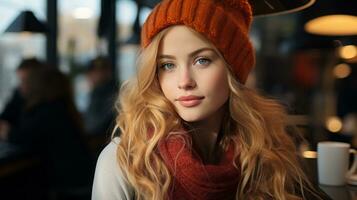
[195,58,211,66]
[160,63,175,71]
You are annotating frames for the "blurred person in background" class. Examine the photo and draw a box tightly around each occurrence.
[0,58,45,132]
[84,56,117,135]
[0,67,94,199]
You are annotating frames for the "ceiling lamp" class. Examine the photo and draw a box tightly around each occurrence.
[4,10,47,33]
[303,0,357,36]
[249,0,315,16]
[137,0,315,16]
[305,15,357,36]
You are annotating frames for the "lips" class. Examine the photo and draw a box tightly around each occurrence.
[177,95,204,107]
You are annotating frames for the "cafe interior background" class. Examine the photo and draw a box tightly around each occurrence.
[0,0,356,199]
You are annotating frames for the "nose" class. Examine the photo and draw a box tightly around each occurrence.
[178,67,196,90]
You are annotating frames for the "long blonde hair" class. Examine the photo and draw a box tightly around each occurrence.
[115,26,321,200]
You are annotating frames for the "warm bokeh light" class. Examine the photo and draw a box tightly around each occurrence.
[333,63,351,79]
[303,151,317,159]
[305,15,357,36]
[73,7,93,19]
[19,31,32,36]
[326,116,343,133]
[339,45,357,60]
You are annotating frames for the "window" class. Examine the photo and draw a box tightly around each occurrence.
[0,0,46,111]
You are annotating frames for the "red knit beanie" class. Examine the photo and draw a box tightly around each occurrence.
[141,0,255,84]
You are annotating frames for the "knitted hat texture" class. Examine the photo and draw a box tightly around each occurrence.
[141,0,255,84]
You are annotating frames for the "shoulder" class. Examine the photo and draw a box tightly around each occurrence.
[92,137,134,200]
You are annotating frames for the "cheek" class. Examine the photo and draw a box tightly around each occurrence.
[204,70,229,99]
[158,75,175,100]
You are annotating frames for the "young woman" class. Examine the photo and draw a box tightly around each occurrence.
[92,0,328,199]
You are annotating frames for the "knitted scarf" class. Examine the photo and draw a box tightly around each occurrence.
[158,131,240,200]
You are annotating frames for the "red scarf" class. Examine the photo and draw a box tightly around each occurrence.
[158,131,240,200]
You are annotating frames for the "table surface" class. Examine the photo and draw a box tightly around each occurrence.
[0,141,40,178]
[0,141,26,164]
[303,156,357,200]
[319,184,357,200]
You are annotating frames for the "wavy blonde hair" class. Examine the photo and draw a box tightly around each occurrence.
[115,26,322,200]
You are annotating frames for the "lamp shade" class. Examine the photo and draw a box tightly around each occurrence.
[140,0,159,8]
[303,0,357,36]
[249,0,315,16]
[4,10,47,33]
[292,0,357,50]
[137,0,315,16]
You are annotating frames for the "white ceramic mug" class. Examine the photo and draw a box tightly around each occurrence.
[317,141,357,186]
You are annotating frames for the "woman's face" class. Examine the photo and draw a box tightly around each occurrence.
[157,26,230,122]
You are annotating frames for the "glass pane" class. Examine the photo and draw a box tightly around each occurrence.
[58,0,100,71]
[116,0,138,83]
[58,0,100,112]
[116,0,152,83]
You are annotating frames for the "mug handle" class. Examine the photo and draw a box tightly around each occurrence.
[346,149,357,177]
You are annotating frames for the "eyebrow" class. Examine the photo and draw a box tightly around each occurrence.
[158,47,215,59]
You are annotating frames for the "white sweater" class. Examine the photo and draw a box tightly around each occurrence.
[92,138,134,200]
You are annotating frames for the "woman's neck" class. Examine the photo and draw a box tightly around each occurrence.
[186,105,226,164]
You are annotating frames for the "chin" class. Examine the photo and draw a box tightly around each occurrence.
[177,112,207,123]
[182,117,200,122]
